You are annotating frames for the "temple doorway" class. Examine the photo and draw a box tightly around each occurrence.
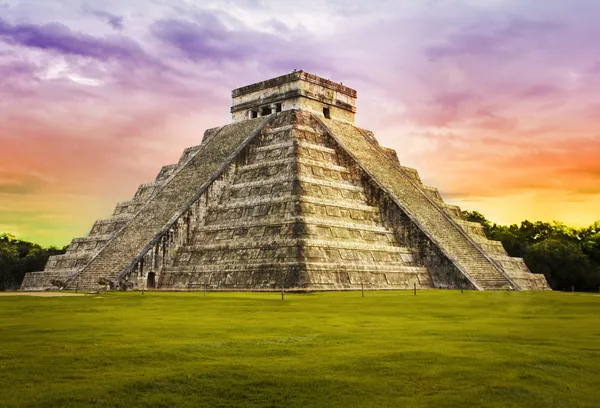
[147,272,156,289]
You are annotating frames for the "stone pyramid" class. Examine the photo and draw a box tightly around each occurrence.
[21,71,550,291]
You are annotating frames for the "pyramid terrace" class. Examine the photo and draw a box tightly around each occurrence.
[21,72,550,292]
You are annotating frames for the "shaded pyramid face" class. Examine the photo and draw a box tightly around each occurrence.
[21,83,550,292]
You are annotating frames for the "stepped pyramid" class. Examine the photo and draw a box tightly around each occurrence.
[21,71,550,291]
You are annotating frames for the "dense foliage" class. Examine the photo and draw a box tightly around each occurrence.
[0,233,66,291]
[463,211,600,291]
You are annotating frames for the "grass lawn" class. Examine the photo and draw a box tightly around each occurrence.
[1,290,599,407]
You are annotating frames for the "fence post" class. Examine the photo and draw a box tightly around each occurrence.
[414,283,417,295]
[361,282,364,297]
[281,286,284,301]
[572,285,575,292]
[204,283,207,297]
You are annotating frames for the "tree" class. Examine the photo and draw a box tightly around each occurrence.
[462,211,491,235]
[524,239,600,291]
[0,233,67,291]
[580,222,600,265]
[461,213,600,291]
[0,240,18,291]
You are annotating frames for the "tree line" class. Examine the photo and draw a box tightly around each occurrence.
[463,212,600,291]
[0,233,66,291]
[1,213,600,291]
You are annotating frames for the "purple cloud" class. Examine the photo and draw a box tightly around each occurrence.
[0,59,37,79]
[149,12,329,75]
[151,15,268,62]
[0,17,147,61]
[426,17,560,60]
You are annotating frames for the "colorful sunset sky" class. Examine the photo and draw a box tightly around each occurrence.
[1,0,599,247]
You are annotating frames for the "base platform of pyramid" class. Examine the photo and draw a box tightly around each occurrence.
[21,71,550,291]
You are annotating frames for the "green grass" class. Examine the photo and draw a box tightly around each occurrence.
[1,291,599,407]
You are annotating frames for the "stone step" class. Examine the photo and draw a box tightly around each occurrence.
[181,238,410,253]
[155,163,178,182]
[206,196,384,226]
[304,262,426,273]
[400,166,422,184]
[236,156,350,174]
[70,234,113,244]
[297,140,336,154]
[158,266,430,282]
[250,140,295,153]
[48,252,95,261]
[299,175,363,191]
[196,216,392,234]
[135,180,162,191]
[217,193,378,213]
[297,157,349,173]
[133,181,164,200]
[32,268,79,275]
[176,145,202,166]
[114,199,143,209]
[443,204,462,218]
[302,195,379,212]
[66,236,112,253]
[420,185,444,203]
[237,157,295,171]
[229,175,363,192]
[250,140,337,155]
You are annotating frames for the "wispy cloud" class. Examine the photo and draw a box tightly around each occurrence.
[0,170,54,195]
[0,17,147,61]
[83,6,124,31]
[426,17,561,60]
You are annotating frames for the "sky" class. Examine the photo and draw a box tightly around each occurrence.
[1,0,599,247]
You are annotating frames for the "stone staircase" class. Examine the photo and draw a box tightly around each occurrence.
[20,135,216,290]
[20,167,178,290]
[157,111,430,290]
[452,219,550,290]
[318,116,519,291]
[394,164,549,290]
[60,118,268,290]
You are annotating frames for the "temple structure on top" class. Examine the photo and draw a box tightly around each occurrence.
[21,71,550,292]
[231,71,357,123]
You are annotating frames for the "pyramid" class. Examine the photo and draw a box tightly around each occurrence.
[21,71,550,291]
